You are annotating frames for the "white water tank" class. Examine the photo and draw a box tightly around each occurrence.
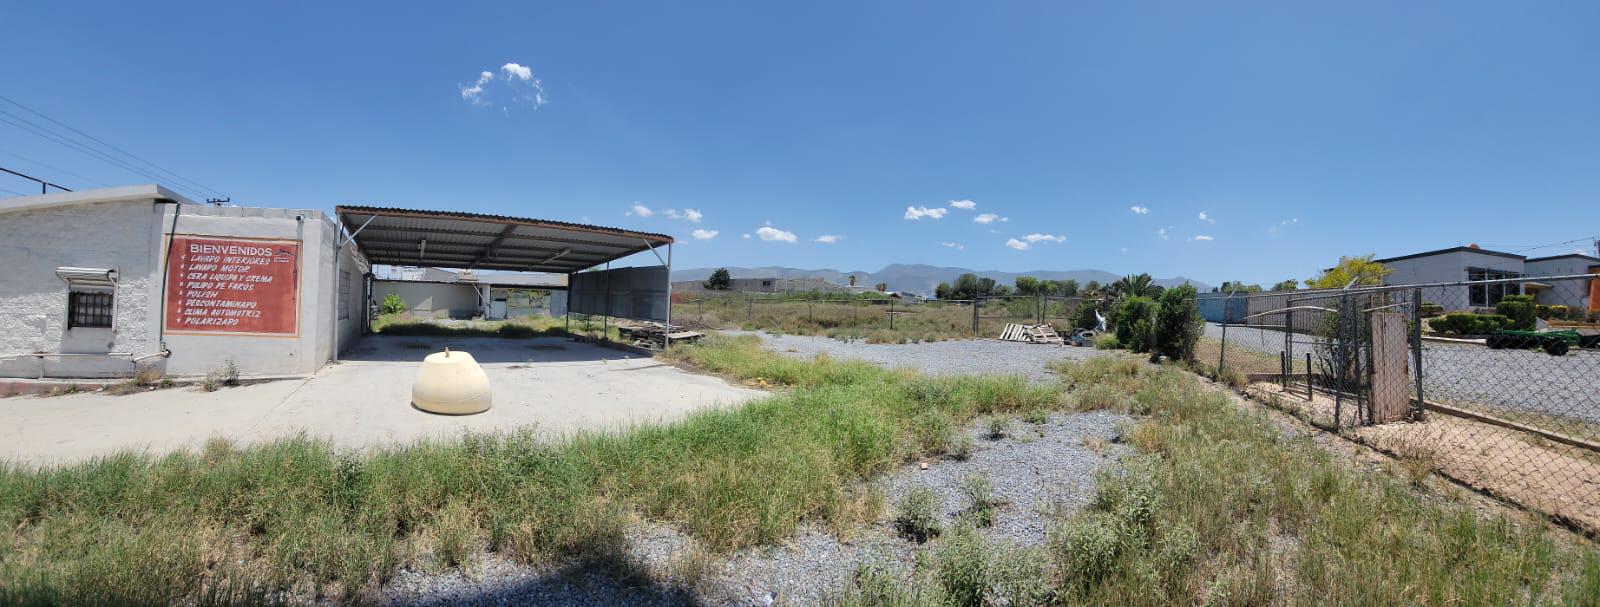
[411,349,492,415]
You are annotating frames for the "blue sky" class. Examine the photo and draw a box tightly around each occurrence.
[3,1,1597,285]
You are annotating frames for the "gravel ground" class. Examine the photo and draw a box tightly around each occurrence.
[725,331,1107,383]
[382,413,1129,606]
[1204,322,1600,425]
[377,336,1128,606]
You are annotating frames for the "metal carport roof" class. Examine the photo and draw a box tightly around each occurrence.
[335,206,674,274]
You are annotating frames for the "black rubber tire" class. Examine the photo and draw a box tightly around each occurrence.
[1544,340,1570,356]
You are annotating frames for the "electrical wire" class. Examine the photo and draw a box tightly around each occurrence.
[0,95,226,199]
[0,150,113,188]
[0,111,207,200]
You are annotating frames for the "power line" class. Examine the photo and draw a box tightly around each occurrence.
[0,97,225,200]
[0,95,226,198]
[0,186,28,196]
[0,110,205,200]
[0,150,113,188]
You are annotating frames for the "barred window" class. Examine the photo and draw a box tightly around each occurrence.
[68,291,114,328]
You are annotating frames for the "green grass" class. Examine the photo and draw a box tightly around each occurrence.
[0,334,1058,605]
[370,313,624,341]
[832,357,1600,606]
[676,297,1078,343]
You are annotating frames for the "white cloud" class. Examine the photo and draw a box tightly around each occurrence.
[501,62,533,81]
[756,226,797,243]
[663,208,703,223]
[1120,247,1129,254]
[1199,211,1215,224]
[460,63,546,110]
[626,202,653,217]
[691,229,719,240]
[940,241,964,251]
[973,213,1007,224]
[1268,217,1300,238]
[460,71,493,104]
[1193,234,1214,241]
[1130,206,1150,215]
[1022,233,1066,243]
[815,234,841,244]
[948,199,977,210]
[1157,228,1170,240]
[904,206,949,220]
[742,233,752,239]
[1005,238,1030,251]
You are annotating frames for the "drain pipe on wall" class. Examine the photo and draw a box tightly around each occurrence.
[152,200,182,360]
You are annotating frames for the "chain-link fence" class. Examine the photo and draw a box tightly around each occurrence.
[1211,274,1600,533]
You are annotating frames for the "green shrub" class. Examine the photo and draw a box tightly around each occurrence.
[959,474,998,528]
[936,525,990,606]
[1537,304,1573,321]
[379,293,408,315]
[1093,334,1121,350]
[1153,285,1203,362]
[896,486,943,543]
[1495,294,1537,331]
[1420,302,1444,317]
[1428,313,1512,335]
[1112,296,1159,353]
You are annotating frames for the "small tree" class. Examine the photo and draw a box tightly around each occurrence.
[874,282,888,292]
[1307,255,1390,290]
[1270,279,1299,292]
[704,268,732,290]
[935,282,953,300]
[952,273,981,300]
[1072,300,1101,330]
[1153,284,1203,362]
[380,292,408,315]
[1112,296,1159,353]
[1059,279,1079,297]
[1014,276,1040,296]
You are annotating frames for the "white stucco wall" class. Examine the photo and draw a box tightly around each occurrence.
[372,280,482,318]
[0,200,165,378]
[1524,256,1598,311]
[1381,250,1525,311]
[0,189,368,379]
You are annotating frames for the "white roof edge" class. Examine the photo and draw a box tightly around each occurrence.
[0,184,199,215]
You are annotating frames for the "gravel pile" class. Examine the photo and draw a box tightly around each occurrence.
[725,331,1107,383]
[385,411,1129,606]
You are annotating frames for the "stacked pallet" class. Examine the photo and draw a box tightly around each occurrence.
[999,323,1064,345]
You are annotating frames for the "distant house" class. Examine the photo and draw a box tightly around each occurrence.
[374,267,567,319]
[1376,245,1597,312]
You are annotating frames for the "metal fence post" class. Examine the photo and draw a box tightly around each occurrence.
[971,299,979,335]
[808,300,813,324]
[747,297,753,321]
[1334,293,1349,428]
[889,299,896,330]
[1219,292,1232,374]
[1411,287,1425,420]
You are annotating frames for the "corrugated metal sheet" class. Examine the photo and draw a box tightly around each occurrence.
[335,206,672,273]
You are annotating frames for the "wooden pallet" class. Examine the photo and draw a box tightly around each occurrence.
[1000,323,1063,344]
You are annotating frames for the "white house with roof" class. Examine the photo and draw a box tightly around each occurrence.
[1376,245,1597,312]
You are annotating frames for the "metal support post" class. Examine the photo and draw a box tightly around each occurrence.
[889,299,896,330]
[1306,352,1313,400]
[1411,287,1425,420]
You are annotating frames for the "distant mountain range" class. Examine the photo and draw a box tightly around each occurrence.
[671,264,1210,295]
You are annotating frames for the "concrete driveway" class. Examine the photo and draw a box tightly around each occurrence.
[0,336,765,465]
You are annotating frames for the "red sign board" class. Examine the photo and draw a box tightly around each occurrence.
[164,236,301,335]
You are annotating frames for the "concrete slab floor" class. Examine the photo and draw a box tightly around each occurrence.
[0,336,766,466]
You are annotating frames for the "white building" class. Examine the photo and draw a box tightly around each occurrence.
[0,186,366,379]
[1377,245,1597,312]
